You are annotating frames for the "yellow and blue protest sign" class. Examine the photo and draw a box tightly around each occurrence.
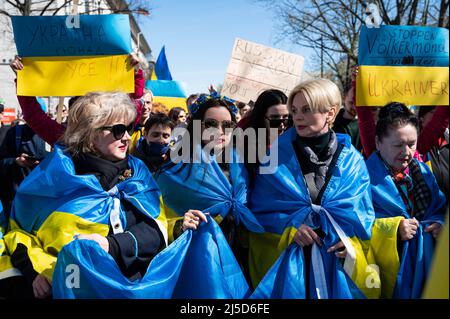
[356,65,448,106]
[12,14,134,96]
[359,25,449,67]
[357,25,449,106]
[146,46,187,110]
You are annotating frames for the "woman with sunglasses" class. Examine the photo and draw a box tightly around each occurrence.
[1,92,167,298]
[154,93,263,290]
[249,79,379,299]
[239,89,290,180]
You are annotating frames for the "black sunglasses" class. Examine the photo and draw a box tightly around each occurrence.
[102,123,135,140]
[203,118,236,130]
[265,116,293,128]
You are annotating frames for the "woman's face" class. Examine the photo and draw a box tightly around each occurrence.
[94,118,133,162]
[291,92,335,138]
[201,106,234,151]
[265,103,290,138]
[145,124,172,144]
[177,110,187,124]
[344,89,356,118]
[420,108,436,129]
[376,123,418,172]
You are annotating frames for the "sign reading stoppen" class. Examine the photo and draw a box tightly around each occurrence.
[221,38,304,104]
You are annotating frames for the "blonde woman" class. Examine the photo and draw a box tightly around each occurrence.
[2,92,167,298]
[249,79,379,299]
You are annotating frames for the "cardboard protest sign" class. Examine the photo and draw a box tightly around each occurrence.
[221,38,304,103]
[359,25,449,67]
[12,14,133,96]
[356,66,449,106]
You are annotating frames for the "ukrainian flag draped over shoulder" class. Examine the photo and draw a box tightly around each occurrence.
[249,128,380,299]
[147,46,187,110]
[3,145,174,297]
[366,153,447,299]
[155,145,264,235]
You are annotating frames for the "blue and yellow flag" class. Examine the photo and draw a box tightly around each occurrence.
[155,144,264,243]
[146,46,187,110]
[366,152,447,298]
[248,128,380,299]
[53,214,250,299]
[1,201,22,282]
[12,15,134,96]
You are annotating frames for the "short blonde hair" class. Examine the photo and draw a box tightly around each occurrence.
[62,92,136,156]
[288,79,342,115]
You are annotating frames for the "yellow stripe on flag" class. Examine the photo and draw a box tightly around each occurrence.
[356,66,449,106]
[18,55,134,96]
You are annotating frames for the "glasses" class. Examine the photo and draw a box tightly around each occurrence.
[265,116,293,128]
[102,123,135,140]
[203,118,236,130]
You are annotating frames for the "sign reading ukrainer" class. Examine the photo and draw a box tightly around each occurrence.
[221,38,304,104]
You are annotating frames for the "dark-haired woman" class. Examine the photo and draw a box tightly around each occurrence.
[154,93,263,294]
[168,107,187,127]
[366,102,447,299]
[239,89,290,179]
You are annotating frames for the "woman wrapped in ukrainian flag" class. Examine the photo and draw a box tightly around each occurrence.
[1,92,171,299]
[366,102,447,299]
[154,93,264,298]
[249,79,380,299]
